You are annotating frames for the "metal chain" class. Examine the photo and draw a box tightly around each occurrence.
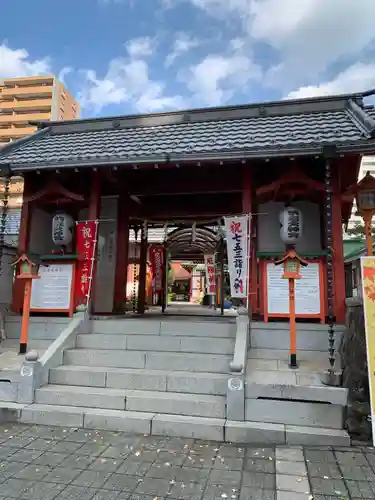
[0,175,10,281]
[324,160,335,375]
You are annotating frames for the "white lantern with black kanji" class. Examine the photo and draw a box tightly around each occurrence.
[52,213,74,246]
[279,206,303,245]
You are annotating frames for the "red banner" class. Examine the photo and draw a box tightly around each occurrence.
[149,246,164,294]
[75,221,98,303]
[204,254,216,295]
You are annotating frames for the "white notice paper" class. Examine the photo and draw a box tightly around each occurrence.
[31,263,73,310]
[266,262,321,315]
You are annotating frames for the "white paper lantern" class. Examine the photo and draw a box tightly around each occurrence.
[52,213,74,246]
[279,206,303,244]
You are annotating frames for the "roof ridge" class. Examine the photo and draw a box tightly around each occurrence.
[33,91,366,131]
[346,99,375,138]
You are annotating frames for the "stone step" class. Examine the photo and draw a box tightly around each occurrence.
[92,318,236,337]
[226,421,350,446]
[251,322,345,332]
[49,365,229,395]
[76,334,234,354]
[250,326,344,352]
[63,349,231,373]
[244,368,348,406]
[34,385,226,418]
[18,404,350,445]
[248,348,327,361]
[245,398,344,429]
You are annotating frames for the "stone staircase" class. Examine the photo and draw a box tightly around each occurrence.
[20,318,235,440]
[16,317,350,445]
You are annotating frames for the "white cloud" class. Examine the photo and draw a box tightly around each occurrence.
[183,0,375,91]
[79,51,185,113]
[0,43,51,80]
[58,67,73,85]
[287,62,375,100]
[125,37,155,58]
[165,32,200,67]
[183,50,261,106]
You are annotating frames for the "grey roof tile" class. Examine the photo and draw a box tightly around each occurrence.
[1,99,375,170]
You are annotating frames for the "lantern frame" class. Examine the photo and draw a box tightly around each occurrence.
[345,171,375,215]
[275,249,308,279]
[11,253,42,280]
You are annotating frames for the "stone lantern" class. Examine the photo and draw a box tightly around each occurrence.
[345,171,375,256]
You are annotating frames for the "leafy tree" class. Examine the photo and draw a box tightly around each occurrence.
[346,221,375,236]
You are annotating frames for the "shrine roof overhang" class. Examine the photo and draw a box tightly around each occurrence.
[1,90,375,173]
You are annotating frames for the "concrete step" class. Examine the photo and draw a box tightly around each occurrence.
[91,318,235,337]
[244,366,348,406]
[250,324,345,352]
[49,365,229,395]
[18,404,350,445]
[245,398,344,429]
[76,334,234,354]
[63,349,231,373]
[248,348,327,361]
[34,385,226,418]
[226,421,350,446]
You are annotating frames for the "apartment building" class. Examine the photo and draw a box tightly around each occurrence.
[0,75,79,147]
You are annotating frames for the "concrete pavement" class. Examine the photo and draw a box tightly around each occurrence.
[0,422,374,499]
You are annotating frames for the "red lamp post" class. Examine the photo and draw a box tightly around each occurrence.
[11,253,41,354]
[275,249,308,368]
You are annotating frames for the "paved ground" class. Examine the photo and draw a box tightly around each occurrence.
[0,424,374,499]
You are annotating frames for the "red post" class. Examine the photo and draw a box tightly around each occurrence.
[242,167,253,311]
[289,278,297,367]
[12,175,33,313]
[19,279,32,354]
[113,196,129,313]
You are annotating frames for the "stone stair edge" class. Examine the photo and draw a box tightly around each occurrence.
[35,384,226,401]
[17,404,351,446]
[63,348,232,358]
[50,365,230,377]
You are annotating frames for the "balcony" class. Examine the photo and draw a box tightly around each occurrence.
[0,112,51,124]
[0,85,53,98]
[0,99,53,111]
[0,126,37,139]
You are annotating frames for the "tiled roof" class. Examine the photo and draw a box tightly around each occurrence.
[1,92,375,171]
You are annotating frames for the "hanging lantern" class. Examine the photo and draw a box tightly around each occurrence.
[52,213,74,246]
[279,206,303,245]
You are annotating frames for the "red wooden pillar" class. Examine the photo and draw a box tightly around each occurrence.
[137,222,148,314]
[88,171,101,313]
[332,172,346,324]
[12,174,33,313]
[242,167,257,313]
[113,195,129,313]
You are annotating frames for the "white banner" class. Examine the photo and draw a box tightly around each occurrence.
[204,254,216,295]
[224,215,250,298]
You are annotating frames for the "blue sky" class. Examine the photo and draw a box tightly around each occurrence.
[2,0,375,118]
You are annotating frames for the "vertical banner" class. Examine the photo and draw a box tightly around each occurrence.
[224,215,250,298]
[150,246,164,294]
[75,221,98,305]
[361,256,375,445]
[204,254,216,295]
